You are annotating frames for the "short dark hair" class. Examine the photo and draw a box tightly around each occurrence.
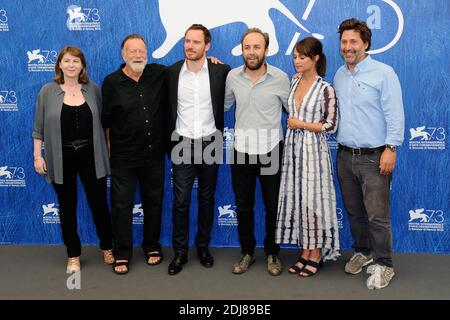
[54,46,89,84]
[294,37,326,77]
[185,24,211,44]
[338,18,372,51]
[241,27,269,49]
[121,34,147,50]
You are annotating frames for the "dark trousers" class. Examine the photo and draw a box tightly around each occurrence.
[230,143,282,256]
[52,145,112,258]
[337,149,393,267]
[111,162,164,261]
[172,140,219,255]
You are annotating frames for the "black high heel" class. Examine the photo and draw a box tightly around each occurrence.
[288,257,309,274]
[299,259,323,277]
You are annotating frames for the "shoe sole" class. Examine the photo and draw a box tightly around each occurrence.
[367,273,395,290]
[367,283,388,290]
[345,258,373,274]
[168,260,187,275]
[268,269,282,276]
[66,269,80,274]
[367,280,390,290]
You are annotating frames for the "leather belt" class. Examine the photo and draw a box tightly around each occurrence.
[62,139,92,150]
[338,144,385,155]
[182,133,217,145]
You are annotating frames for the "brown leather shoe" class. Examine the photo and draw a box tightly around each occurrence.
[66,257,81,273]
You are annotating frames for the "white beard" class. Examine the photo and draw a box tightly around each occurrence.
[129,61,146,73]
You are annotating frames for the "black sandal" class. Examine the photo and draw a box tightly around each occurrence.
[299,260,323,277]
[288,257,308,274]
[146,251,163,266]
[112,260,129,275]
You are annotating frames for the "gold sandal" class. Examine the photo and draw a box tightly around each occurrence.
[66,257,81,273]
[102,249,115,265]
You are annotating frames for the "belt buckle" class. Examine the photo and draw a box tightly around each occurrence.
[72,140,85,151]
[352,147,362,155]
[73,141,81,151]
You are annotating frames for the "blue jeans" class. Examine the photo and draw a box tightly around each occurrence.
[337,149,393,267]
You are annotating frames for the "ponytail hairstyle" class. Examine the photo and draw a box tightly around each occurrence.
[294,37,326,76]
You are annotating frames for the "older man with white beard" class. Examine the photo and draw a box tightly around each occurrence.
[102,34,167,275]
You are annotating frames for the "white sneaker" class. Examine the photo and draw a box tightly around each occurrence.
[66,257,81,273]
[366,264,395,289]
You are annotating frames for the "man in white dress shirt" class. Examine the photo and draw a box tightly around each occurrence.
[166,24,230,275]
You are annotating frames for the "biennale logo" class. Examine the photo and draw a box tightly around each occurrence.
[223,127,235,150]
[132,203,144,225]
[409,208,429,223]
[410,126,431,141]
[27,49,45,64]
[409,125,446,150]
[0,8,9,31]
[152,0,403,58]
[0,166,12,179]
[218,204,238,227]
[408,208,445,232]
[336,207,344,229]
[67,5,88,23]
[325,132,338,150]
[0,90,18,112]
[66,5,101,31]
[0,165,26,187]
[27,49,57,72]
[42,203,60,224]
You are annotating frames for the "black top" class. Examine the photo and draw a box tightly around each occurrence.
[101,64,167,168]
[61,101,93,142]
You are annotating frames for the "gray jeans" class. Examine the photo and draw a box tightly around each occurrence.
[337,149,393,267]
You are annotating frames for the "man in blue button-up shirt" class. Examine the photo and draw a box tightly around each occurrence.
[333,18,404,290]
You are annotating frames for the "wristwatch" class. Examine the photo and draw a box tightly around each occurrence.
[385,144,397,152]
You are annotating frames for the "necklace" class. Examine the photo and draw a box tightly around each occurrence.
[63,84,80,97]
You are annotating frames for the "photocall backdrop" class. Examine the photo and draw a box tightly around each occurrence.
[0,0,448,254]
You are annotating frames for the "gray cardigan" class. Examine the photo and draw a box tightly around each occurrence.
[32,81,110,184]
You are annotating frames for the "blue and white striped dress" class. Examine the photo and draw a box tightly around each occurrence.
[275,76,340,261]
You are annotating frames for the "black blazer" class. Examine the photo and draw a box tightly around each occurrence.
[166,59,231,151]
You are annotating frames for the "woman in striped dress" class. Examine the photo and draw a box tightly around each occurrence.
[276,37,340,277]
